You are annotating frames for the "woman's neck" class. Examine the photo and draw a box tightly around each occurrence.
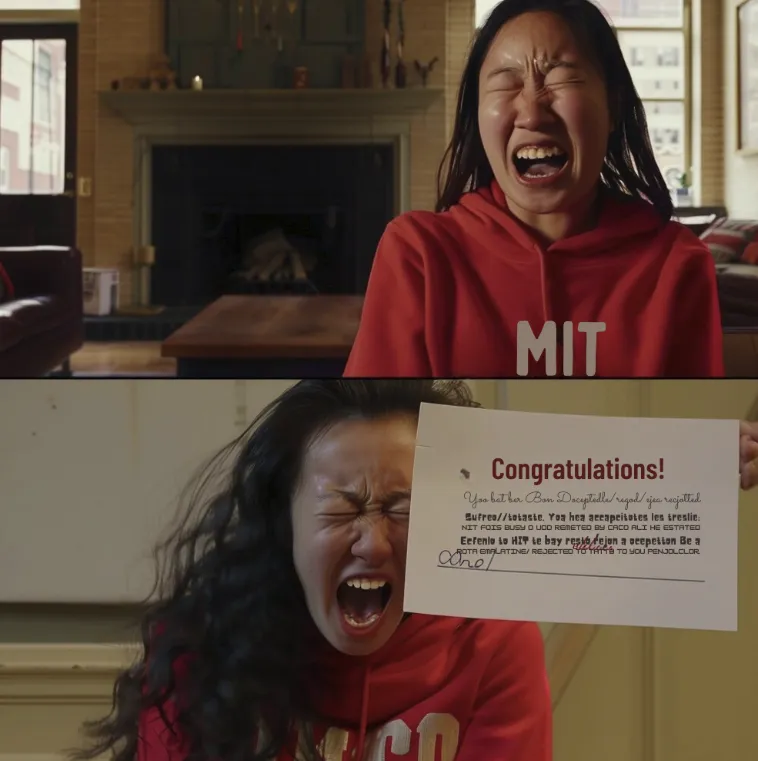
[507,187,602,246]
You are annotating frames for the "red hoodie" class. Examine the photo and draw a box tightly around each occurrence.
[344,181,724,378]
[138,615,550,761]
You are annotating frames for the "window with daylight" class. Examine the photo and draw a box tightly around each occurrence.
[597,0,689,188]
[0,1,78,9]
[474,0,690,188]
[0,38,67,193]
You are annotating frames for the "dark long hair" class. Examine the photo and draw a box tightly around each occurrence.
[437,0,673,219]
[72,380,478,761]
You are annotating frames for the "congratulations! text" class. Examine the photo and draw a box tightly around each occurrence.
[492,457,665,485]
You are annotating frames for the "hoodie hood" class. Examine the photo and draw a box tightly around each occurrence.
[460,179,667,258]
[454,180,669,326]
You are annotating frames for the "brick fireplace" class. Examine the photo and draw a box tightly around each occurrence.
[76,0,475,306]
[101,88,436,310]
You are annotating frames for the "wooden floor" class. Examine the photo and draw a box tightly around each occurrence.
[70,342,176,376]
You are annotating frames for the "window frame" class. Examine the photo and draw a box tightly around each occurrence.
[0,0,78,23]
[608,0,693,185]
[32,42,54,125]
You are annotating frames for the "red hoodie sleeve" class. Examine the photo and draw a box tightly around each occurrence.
[456,622,552,761]
[344,219,430,377]
[664,236,724,377]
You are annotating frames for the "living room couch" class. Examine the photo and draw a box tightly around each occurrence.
[0,247,84,378]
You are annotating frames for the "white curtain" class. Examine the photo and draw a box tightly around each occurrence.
[474,0,501,28]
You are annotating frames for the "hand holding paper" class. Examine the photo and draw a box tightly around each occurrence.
[404,404,739,631]
[739,420,758,490]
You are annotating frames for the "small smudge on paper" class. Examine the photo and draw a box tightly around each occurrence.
[459,469,470,480]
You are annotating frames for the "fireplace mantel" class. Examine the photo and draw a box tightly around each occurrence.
[119,88,429,254]
[100,87,444,126]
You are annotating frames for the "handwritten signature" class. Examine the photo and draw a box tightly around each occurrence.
[571,534,613,553]
[438,549,496,570]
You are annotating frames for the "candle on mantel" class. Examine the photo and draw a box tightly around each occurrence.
[191,75,203,91]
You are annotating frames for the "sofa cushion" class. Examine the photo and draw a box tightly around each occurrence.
[700,218,758,263]
[741,239,758,265]
[0,296,62,351]
[0,314,22,351]
[0,262,13,303]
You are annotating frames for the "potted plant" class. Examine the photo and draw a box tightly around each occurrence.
[674,169,693,207]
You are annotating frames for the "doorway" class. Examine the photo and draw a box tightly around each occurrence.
[0,21,77,246]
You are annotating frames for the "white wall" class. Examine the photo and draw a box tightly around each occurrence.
[474,0,498,27]
[0,380,498,604]
[0,380,294,603]
[724,0,758,217]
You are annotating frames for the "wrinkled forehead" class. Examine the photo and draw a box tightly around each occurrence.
[298,416,417,495]
[481,11,593,73]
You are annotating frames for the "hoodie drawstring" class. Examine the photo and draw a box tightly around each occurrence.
[354,663,371,760]
[536,245,552,326]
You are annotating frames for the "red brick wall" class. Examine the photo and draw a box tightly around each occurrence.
[76,0,474,304]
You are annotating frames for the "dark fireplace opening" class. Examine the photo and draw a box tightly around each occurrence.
[149,143,396,308]
[203,208,345,298]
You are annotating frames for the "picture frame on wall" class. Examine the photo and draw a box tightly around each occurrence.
[737,0,758,153]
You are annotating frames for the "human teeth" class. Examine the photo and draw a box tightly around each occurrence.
[346,578,387,590]
[344,612,380,628]
[515,145,564,160]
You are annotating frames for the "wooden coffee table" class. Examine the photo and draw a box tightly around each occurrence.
[161,295,363,378]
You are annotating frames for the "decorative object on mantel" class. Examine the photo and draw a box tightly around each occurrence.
[148,55,177,91]
[414,57,439,87]
[381,0,391,88]
[293,66,308,89]
[109,61,177,92]
[191,75,204,91]
[394,0,406,88]
[110,78,147,91]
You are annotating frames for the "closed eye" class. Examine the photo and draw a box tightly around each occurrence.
[545,61,584,83]
[485,72,523,92]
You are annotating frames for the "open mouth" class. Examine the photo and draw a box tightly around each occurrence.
[512,144,568,182]
[336,577,392,630]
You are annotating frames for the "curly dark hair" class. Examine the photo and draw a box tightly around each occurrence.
[437,0,673,220]
[71,380,478,761]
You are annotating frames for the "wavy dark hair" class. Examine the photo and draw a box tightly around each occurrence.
[71,380,478,761]
[437,0,673,219]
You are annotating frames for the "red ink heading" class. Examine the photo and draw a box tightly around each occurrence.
[492,457,665,485]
